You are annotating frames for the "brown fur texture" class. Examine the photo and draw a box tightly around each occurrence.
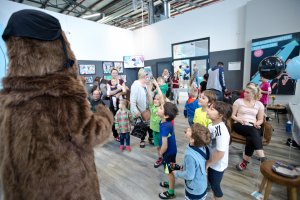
[0,33,113,200]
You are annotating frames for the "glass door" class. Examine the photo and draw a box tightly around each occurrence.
[190,58,209,86]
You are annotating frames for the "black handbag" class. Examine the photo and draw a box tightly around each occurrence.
[131,118,148,139]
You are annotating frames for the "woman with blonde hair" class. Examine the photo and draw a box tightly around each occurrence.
[231,84,266,171]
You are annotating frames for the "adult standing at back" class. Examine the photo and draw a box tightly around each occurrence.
[193,64,200,88]
[130,68,153,147]
[162,68,172,99]
[107,68,127,141]
[207,62,227,101]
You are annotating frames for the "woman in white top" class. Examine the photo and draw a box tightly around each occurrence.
[231,84,267,171]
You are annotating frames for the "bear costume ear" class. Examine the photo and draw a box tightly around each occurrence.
[2,9,74,68]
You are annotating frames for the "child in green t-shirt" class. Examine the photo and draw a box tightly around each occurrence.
[147,78,165,168]
[157,76,168,96]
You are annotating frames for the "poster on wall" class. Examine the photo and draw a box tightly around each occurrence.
[104,75,112,80]
[250,32,300,95]
[114,62,124,73]
[79,64,95,75]
[85,76,93,84]
[103,75,126,82]
[119,75,127,83]
[103,62,114,74]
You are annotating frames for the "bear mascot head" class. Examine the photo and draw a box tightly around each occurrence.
[0,9,113,200]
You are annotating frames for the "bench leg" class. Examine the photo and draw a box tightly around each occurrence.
[259,176,267,193]
[287,187,297,200]
[263,180,272,200]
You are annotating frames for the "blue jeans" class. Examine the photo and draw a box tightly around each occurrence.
[120,132,130,146]
[188,117,194,126]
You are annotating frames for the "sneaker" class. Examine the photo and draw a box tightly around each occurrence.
[290,139,300,149]
[115,137,120,142]
[119,145,124,151]
[159,191,175,199]
[154,157,163,168]
[126,146,131,152]
[159,181,169,188]
[236,159,248,171]
[148,138,154,145]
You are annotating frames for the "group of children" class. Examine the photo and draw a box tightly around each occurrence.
[158,88,232,200]
[112,75,232,200]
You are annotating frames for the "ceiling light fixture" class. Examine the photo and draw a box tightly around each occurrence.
[82,13,101,19]
[127,26,136,30]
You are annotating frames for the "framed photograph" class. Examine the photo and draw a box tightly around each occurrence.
[103,62,114,74]
[119,75,127,83]
[114,61,124,73]
[85,76,94,84]
[104,75,112,80]
[79,64,95,75]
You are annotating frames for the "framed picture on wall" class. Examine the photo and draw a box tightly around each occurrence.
[114,61,124,73]
[79,64,95,75]
[85,76,94,84]
[119,75,127,83]
[104,75,112,80]
[103,62,114,74]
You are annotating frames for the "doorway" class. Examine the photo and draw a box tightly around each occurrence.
[156,61,173,77]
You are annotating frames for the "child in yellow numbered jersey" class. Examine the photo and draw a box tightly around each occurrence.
[193,90,216,128]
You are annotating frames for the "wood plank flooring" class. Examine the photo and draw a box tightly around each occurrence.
[95,101,300,200]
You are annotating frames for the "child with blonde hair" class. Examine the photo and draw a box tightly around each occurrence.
[157,76,168,96]
[114,100,133,152]
[148,79,164,168]
[173,124,211,200]
[193,90,217,127]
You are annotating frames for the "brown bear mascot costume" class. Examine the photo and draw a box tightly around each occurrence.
[0,9,113,200]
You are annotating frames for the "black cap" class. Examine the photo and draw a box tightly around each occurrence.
[2,9,61,41]
[2,9,74,68]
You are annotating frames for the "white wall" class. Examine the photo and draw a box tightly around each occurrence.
[133,0,251,60]
[244,0,300,103]
[0,0,135,61]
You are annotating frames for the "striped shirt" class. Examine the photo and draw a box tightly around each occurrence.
[114,109,133,134]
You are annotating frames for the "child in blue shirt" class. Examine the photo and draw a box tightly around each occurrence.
[157,102,179,199]
[184,88,200,126]
[173,123,211,200]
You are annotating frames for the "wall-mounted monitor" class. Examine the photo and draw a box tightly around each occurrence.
[123,55,145,68]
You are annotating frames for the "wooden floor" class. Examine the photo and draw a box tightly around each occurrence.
[95,100,300,200]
